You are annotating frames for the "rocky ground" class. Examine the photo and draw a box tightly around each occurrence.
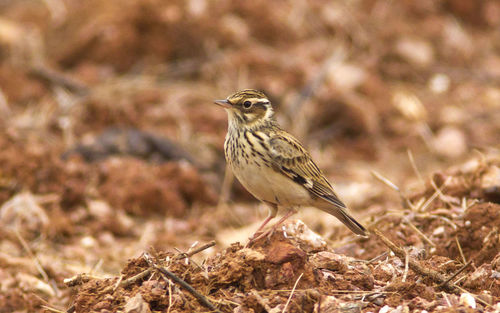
[0,0,499,312]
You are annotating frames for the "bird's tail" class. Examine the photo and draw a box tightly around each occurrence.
[317,202,367,236]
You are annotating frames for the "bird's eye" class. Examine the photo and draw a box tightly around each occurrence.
[243,101,252,109]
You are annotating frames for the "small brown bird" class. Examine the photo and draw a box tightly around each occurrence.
[215,89,366,239]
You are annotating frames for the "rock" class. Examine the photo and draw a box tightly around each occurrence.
[459,293,476,309]
[428,73,450,94]
[313,296,340,313]
[432,126,467,158]
[265,241,306,265]
[327,62,367,91]
[379,305,392,313]
[392,90,427,121]
[309,251,348,273]
[124,293,151,313]
[395,38,434,67]
[0,192,49,239]
[282,220,327,252]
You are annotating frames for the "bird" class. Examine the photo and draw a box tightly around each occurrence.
[214,89,367,241]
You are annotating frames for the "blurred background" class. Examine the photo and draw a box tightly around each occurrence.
[0,0,499,311]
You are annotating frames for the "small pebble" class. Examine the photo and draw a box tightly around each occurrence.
[459,293,476,309]
[379,305,392,313]
[81,236,97,248]
[429,73,450,94]
[432,226,445,236]
[432,126,467,158]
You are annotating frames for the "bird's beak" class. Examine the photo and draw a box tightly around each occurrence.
[214,99,232,108]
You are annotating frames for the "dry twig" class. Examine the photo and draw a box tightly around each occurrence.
[372,229,460,293]
[113,275,124,291]
[144,253,222,313]
[29,65,89,95]
[438,260,472,288]
[42,305,66,313]
[174,240,216,260]
[365,251,389,264]
[251,290,273,312]
[120,268,153,288]
[167,279,173,313]
[375,228,491,307]
[442,292,452,307]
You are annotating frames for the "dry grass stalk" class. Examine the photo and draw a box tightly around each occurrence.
[371,170,413,209]
[14,229,50,282]
[455,237,467,264]
[282,273,304,313]
[404,219,436,247]
[407,149,424,186]
[402,248,409,283]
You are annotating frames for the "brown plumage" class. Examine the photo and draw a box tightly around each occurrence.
[215,89,367,238]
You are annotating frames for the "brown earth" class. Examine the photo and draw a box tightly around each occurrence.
[0,0,499,312]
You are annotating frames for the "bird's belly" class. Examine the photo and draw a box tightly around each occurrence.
[231,161,311,206]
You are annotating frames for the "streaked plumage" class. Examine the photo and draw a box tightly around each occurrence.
[215,89,366,237]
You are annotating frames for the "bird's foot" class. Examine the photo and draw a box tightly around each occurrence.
[245,228,274,248]
[246,209,297,247]
[246,225,281,248]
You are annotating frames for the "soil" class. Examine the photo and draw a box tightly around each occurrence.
[0,1,499,312]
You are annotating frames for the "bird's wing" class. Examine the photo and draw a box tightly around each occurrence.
[267,132,347,209]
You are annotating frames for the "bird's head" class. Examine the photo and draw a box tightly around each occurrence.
[214,89,275,126]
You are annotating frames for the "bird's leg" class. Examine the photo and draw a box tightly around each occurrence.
[269,208,297,233]
[247,201,278,244]
[250,208,298,243]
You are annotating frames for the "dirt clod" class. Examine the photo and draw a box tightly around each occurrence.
[1,1,500,312]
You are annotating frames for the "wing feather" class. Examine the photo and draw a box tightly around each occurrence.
[267,131,346,209]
